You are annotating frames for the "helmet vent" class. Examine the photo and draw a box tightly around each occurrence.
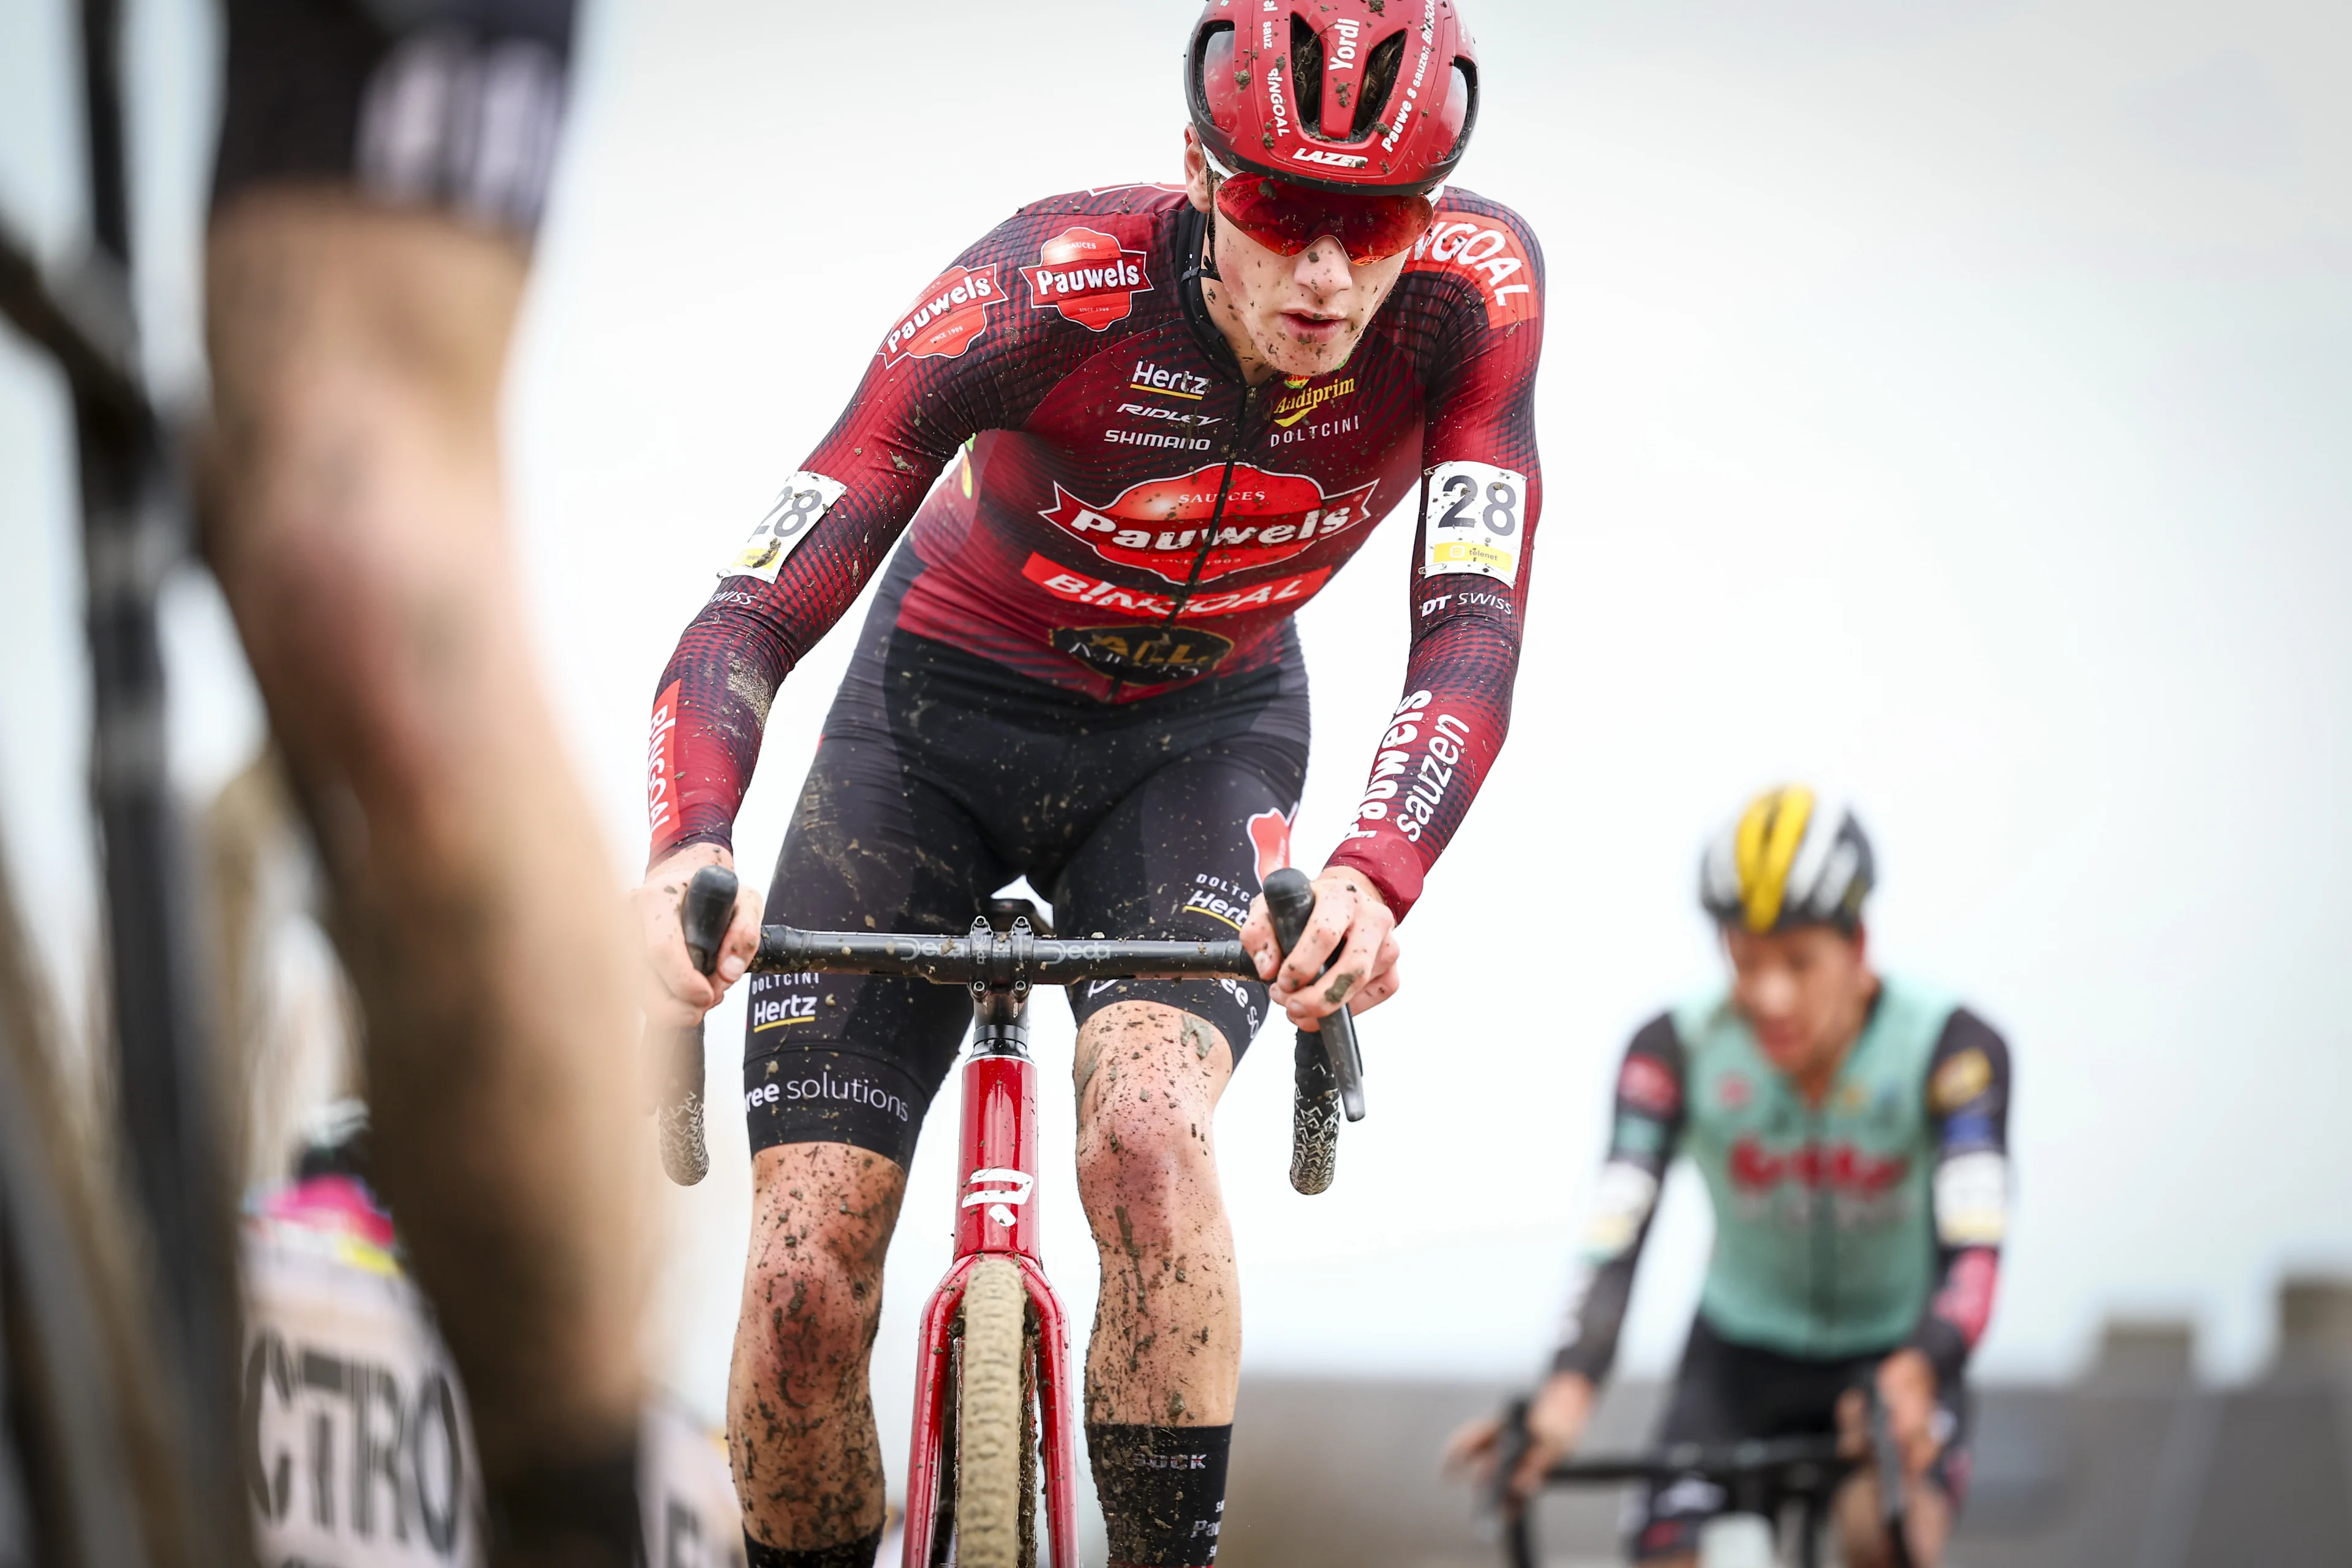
[1353,32,1406,139]
[1191,21,1238,135]
[1290,16,1327,138]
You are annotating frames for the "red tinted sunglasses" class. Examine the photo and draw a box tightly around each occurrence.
[1214,174,1434,265]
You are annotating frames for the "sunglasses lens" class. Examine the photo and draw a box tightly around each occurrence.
[1215,177,1433,264]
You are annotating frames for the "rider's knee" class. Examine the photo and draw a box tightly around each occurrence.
[742,1148,897,1360]
[1073,1062,1218,1233]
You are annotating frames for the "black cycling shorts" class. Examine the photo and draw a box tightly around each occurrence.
[740,597,1310,1169]
[213,0,576,235]
[1629,1316,1973,1561]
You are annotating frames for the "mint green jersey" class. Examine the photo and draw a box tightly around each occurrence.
[1672,976,1954,1357]
[1553,974,2013,1381]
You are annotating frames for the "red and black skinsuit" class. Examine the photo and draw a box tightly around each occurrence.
[645,182,1544,1162]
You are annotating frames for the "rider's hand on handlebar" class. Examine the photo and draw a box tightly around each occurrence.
[1242,865,1400,1031]
[1872,1348,1942,1478]
[632,844,764,1027]
[1446,1371,1595,1506]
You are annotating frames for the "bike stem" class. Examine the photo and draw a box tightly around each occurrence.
[956,948,1041,1261]
[904,915,1082,1568]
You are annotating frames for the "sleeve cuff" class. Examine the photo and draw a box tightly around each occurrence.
[647,826,732,872]
[1324,842,1423,924]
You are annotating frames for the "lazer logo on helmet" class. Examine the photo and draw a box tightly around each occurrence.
[1023,227,1154,331]
[880,263,1000,366]
[1293,148,1370,169]
[1038,463,1379,585]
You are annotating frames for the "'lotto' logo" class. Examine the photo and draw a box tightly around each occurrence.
[1023,227,1154,331]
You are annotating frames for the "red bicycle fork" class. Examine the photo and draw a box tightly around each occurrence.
[902,1035,1080,1567]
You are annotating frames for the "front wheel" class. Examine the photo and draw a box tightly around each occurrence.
[954,1257,1032,1568]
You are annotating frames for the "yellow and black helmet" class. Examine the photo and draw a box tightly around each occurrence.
[1699,786,1875,934]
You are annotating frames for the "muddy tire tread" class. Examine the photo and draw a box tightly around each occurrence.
[955,1257,1028,1568]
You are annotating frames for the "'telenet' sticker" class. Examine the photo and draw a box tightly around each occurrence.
[1420,460,1527,586]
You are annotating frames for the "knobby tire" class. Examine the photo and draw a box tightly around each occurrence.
[954,1257,1032,1568]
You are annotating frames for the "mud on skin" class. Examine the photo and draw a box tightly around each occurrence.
[730,1143,905,1551]
[1072,1002,1241,1427]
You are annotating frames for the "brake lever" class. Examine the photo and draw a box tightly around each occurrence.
[651,863,739,1186]
[1261,867,1366,1122]
[1866,1387,1915,1568]
[1489,1397,1532,1517]
[1483,1398,1541,1567]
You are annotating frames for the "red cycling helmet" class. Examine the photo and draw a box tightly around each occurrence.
[1186,0,1480,198]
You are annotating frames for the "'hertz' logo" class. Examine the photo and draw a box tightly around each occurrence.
[1268,377,1355,429]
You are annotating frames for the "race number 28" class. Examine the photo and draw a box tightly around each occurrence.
[725,470,850,584]
[1421,461,1528,587]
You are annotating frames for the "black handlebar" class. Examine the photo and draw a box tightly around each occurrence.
[1488,1387,1913,1568]
[652,864,1368,1196]
[1542,1434,1848,1485]
[754,924,1250,984]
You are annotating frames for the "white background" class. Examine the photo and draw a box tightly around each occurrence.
[6,0,2352,1486]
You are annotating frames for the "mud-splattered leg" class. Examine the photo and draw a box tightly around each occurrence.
[728,1142,906,1554]
[1075,1000,1239,1564]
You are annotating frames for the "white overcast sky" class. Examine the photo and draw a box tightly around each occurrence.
[6,0,2352,1457]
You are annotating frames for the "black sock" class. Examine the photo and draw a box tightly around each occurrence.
[741,1529,884,1567]
[1087,1422,1234,1567]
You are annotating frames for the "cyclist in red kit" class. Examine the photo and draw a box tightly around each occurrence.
[633,4,1543,1561]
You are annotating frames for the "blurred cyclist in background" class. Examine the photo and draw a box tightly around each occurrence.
[632,1,1543,1561]
[244,1106,745,1568]
[202,2,649,1560]
[1450,788,2013,1568]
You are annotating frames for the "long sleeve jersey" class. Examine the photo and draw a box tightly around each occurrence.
[1552,978,2013,1391]
[644,183,1545,919]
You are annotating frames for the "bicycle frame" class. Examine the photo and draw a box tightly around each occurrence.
[657,864,1366,1566]
[900,968,1080,1568]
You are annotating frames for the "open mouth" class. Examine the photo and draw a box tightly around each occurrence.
[1280,309,1346,344]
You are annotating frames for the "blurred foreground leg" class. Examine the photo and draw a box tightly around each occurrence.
[202,192,648,1562]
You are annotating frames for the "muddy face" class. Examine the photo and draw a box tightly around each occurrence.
[1180,128,1414,385]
